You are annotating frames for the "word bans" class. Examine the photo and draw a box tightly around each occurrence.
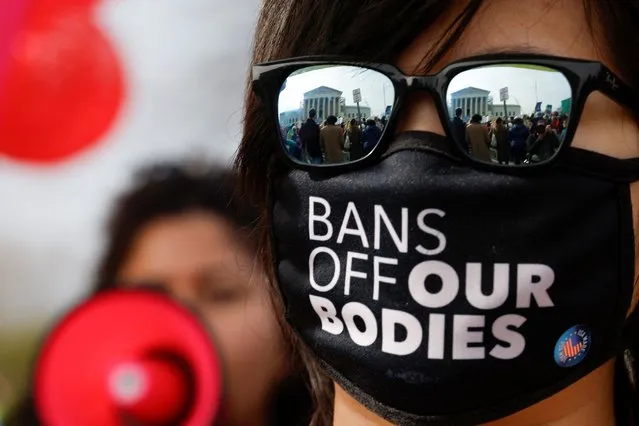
[308,196,446,255]
[309,295,527,360]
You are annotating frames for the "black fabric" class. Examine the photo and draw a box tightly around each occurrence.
[270,131,638,425]
[268,376,314,426]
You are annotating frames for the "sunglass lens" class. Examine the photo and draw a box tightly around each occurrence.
[278,65,394,166]
[446,64,572,166]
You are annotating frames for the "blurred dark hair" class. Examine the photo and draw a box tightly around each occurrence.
[235,1,639,425]
[94,162,259,292]
[308,108,316,119]
[471,113,482,123]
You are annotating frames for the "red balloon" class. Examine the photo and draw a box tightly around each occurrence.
[0,1,124,163]
[0,0,31,95]
[30,0,100,20]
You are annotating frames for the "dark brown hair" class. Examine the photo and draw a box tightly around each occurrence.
[234,1,639,425]
[94,162,259,292]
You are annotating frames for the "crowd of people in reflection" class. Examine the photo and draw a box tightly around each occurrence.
[451,107,568,165]
[282,108,386,164]
[281,105,568,166]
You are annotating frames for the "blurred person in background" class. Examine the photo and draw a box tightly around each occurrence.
[345,118,364,162]
[319,115,343,164]
[491,117,510,164]
[508,116,530,165]
[5,163,311,426]
[362,119,382,154]
[465,113,491,162]
[451,107,467,144]
[299,108,322,164]
[527,123,561,163]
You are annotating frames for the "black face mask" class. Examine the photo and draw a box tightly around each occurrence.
[270,131,639,425]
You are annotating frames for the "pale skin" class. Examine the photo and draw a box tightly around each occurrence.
[118,211,289,426]
[332,0,639,425]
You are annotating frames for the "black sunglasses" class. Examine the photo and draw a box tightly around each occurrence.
[252,53,637,173]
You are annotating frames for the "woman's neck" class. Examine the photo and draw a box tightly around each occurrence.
[332,385,394,426]
[332,361,617,426]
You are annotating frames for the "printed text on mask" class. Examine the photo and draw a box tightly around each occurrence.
[306,196,556,360]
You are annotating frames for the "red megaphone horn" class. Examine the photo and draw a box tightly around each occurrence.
[34,289,224,426]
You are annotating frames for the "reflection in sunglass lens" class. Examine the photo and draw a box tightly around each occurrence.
[446,64,572,167]
[278,65,394,166]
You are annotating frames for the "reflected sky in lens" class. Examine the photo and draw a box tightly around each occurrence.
[279,66,392,117]
[448,65,571,115]
[280,64,571,120]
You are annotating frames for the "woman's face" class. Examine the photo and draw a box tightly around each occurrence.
[350,0,638,423]
[117,210,288,425]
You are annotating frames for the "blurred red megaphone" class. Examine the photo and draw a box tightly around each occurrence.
[34,289,224,426]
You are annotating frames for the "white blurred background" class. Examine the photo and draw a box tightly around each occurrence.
[0,0,260,398]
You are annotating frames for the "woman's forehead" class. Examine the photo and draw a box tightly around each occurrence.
[396,0,601,75]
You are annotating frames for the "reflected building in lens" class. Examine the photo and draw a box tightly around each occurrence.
[449,86,522,118]
[280,85,372,126]
[302,86,343,121]
[450,87,491,116]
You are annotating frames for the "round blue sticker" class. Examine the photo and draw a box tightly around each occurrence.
[554,325,591,368]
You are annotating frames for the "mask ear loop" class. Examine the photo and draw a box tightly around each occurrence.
[605,301,639,425]
[623,303,639,382]
[623,348,636,390]
[621,297,639,422]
